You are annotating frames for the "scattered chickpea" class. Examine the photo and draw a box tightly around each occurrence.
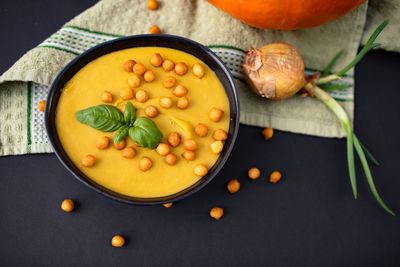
[133,63,146,75]
[269,171,282,184]
[81,154,96,167]
[136,89,149,103]
[174,62,188,75]
[212,129,228,141]
[123,59,136,72]
[119,103,126,113]
[100,91,113,103]
[38,100,46,112]
[149,25,161,34]
[182,150,195,161]
[194,164,208,176]
[139,157,153,171]
[164,153,177,165]
[122,146,136,159]
[183,138,198,151]
[262,127,274,141]
[96,136,110,150]
[167,132,181,147]
[210,207,224,220]
[172,85,188,97]
[127,75,141,88]
[210,140,224,154]
[227,179,240,193]
[159,97,173,108]
[162,76,176,88]
[114,139,126,150]
[194,123,208,137]
[150,53,163,67]
[111,235,125,247]
[155,143,170,156]
[143,70,155,82]
[61,199,75,212]
[209,107,224,122]
[120,88,134,100]
[147,0,158,10]
[176,96,189,109]
[248,168,261,180]
[192,63,205,79]
[145,105,158,118]
[163,202,173,208]
[162,59,175,72]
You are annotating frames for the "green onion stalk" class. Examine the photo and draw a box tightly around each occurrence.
[302,20,394,215]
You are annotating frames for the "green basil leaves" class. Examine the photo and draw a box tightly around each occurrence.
[76,102,162,149]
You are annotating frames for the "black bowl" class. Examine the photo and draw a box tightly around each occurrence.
[45,34,240,205]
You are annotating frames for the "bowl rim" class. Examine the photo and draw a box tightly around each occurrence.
[45,34,240,205]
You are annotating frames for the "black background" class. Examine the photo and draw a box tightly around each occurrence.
[1,1,399,266]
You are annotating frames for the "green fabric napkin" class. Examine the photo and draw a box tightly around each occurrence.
[0,0,399,156]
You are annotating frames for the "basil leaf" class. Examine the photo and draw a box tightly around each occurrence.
[76,104,125,132]
[129,117,163,149]
[114,125,129,145]
[124,102,136,125]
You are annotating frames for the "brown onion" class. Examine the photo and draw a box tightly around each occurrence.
[243,43,306,100]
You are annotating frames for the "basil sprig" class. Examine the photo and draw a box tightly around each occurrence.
[76,102,162,149]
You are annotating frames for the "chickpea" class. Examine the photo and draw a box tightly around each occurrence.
[81,154,96,167]
[127,75,141,88]
[167,132,181,147]
[184,138,198,151]
[162,76,176,88]
[227,179,240,193]
[172,85,188,97]
[133,63,146,75]
[123,59,136,72]
[120,88,134,100]
[192,63,205,78]
[248,168,261,180]
[163,202,173,208]
[212,129,228,141]
[164,153,177,165]
[144,70,155,82]
[145,105,158,118]
[149,25,161,34]
[150,53,163,67]
[209,107,224,122]
[122,146,136,159]
[136,89,149,103]
[194,123,208,137]
[147,0,158,10]
[269,171,282,184]
[38,100,46,112]
[159,97,173,108]
[194,164,208,176]
[162,59,175,72]
[114,139,126,150]
[111,235,125,247]
[182,150,195,161]
[176,96,189,109]
[174,62,188,75]
[262,127,274,141]
[96,136,110,150]
[155,143,170,156]
[61,199,75,212]
[210,140,224,154]
[139,157,153,171]
[100,91,113,103]
[210,207,224,220]
[119,103,126,113]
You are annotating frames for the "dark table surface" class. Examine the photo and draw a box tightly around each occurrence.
[1,1,400,266]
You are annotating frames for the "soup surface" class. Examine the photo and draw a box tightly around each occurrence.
[56,47,229,198]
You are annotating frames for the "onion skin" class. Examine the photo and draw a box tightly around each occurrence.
[243,43,306,100]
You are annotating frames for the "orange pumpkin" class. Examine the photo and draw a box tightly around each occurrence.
[206,0,366,30]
